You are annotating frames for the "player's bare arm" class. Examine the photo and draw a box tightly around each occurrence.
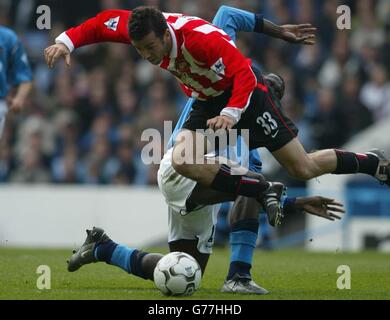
[6,81,33,113]
[228,195,344,227]
[294,196,345,221]
[263,20,317,45]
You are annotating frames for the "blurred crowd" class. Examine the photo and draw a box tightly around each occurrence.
[0,0,389,185]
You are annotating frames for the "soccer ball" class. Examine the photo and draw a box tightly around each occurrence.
[153,252,202,296]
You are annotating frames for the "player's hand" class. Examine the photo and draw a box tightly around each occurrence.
[296,196,345,221]
[280,24,316,45]
[7,96,25,113]
[207,115,235,131]
[44,43,71,68]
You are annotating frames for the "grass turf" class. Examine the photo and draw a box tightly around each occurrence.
[0,248,389,300]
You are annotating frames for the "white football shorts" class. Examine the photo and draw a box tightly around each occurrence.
[157,148,220,254]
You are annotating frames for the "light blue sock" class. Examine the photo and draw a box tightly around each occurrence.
[227,219,259,280]
[230,230,258,265]
[95,242,137,273]
[109,245,137,273]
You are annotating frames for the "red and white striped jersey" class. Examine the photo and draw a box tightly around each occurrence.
[56,10,257,123]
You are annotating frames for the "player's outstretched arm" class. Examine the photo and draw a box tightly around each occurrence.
[44,10,132,69]
[7,81,33,113]
[214,5,316,45]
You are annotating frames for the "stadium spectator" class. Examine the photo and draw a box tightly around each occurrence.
[360,64,390,121]
[10,147,51,183]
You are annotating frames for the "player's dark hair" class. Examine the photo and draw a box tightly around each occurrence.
[128,6,168,41]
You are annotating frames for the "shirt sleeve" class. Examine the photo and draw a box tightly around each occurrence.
[8,36,33,85]
[212,5,256,41]
[55,9,132,52]
[185,26,257,124]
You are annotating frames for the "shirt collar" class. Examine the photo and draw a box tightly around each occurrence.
[167,23,178,59]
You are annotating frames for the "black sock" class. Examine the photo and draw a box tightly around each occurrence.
[134,252,164,281]
[94,240,118,263]
[356,153,379,176]
[130,250,149,280]
[211,165,270,198]
[227,261,252,280]
[334,150,378,176]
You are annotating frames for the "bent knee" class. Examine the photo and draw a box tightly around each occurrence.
[287,164,315,180]
[171,147,191,176]
[171,154,185,175]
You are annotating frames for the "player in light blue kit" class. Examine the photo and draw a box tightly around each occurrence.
[60,6,342,294]
[0,25,33,139]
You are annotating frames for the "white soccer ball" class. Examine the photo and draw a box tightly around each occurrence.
[153,252,202,296]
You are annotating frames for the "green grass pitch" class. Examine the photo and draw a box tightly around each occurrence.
[1,248,389,300]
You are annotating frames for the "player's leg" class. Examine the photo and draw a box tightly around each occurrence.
[67,227,163,281]
[158,150,217,276]
[172,129,264,185]
[185,162,284,226]
[161,154,267,293]
[167,196,268,294]
[189,184,235,204]
[170,71,285,185]
[167,202,218,276]
[169,240,209,275]
[67,225,212,283]
[272,138,336,180]
[185,184,269,294]
[165,168,268,294]
[66,229,209,281]
[222,195,268,294]
[67,147,199,282]
[172,129,217,186]
[257,72,390,185]
[272,137,390,185]
[172,130,284,218]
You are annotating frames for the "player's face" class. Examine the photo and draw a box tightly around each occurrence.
[132,30,170,65]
